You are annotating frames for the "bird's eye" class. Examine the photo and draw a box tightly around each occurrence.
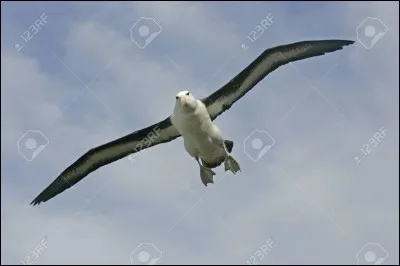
[186,92,190,96]
[175,96,179,99]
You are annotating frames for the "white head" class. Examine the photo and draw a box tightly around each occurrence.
[174,90,197,111]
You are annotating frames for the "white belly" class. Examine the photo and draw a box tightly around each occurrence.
[171,101,225,160]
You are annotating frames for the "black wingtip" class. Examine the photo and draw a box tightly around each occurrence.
[30,186,64,207]
[303,39,355,55]
[30,194,45,206]
[338,40,355,46]
[322,39,354,44]
[338,40,355,45]
[307,39,355,47]
[31,200,41,206]
[30,186,50,206]
[333,39,355,47]
[30,177,68,207]
[315,39,355,48]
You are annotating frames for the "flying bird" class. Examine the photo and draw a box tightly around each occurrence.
[31,39,354,206]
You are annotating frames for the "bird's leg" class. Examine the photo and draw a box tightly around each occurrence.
[222,142,241,174]
[195,156,216,186]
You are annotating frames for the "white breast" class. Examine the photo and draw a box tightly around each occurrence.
[171,100,224,159]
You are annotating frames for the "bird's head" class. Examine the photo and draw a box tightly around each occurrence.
[175,90,197,111]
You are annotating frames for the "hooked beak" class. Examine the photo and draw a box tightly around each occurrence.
[180,96,186,105]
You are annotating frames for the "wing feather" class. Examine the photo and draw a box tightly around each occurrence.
[202,39,354,120]
[31,117,180,205]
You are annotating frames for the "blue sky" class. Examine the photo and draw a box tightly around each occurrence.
[1,1,399,265]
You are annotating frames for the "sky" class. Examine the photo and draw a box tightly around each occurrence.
[1,1,399,265]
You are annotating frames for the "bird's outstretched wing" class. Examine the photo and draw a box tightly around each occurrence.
[31,117,180,206]
[201,39,354,121]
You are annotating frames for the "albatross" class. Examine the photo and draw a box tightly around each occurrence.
[31,39,354,206]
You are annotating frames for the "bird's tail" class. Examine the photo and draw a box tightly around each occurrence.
[224,140,234,153]
[201,140,234,169]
